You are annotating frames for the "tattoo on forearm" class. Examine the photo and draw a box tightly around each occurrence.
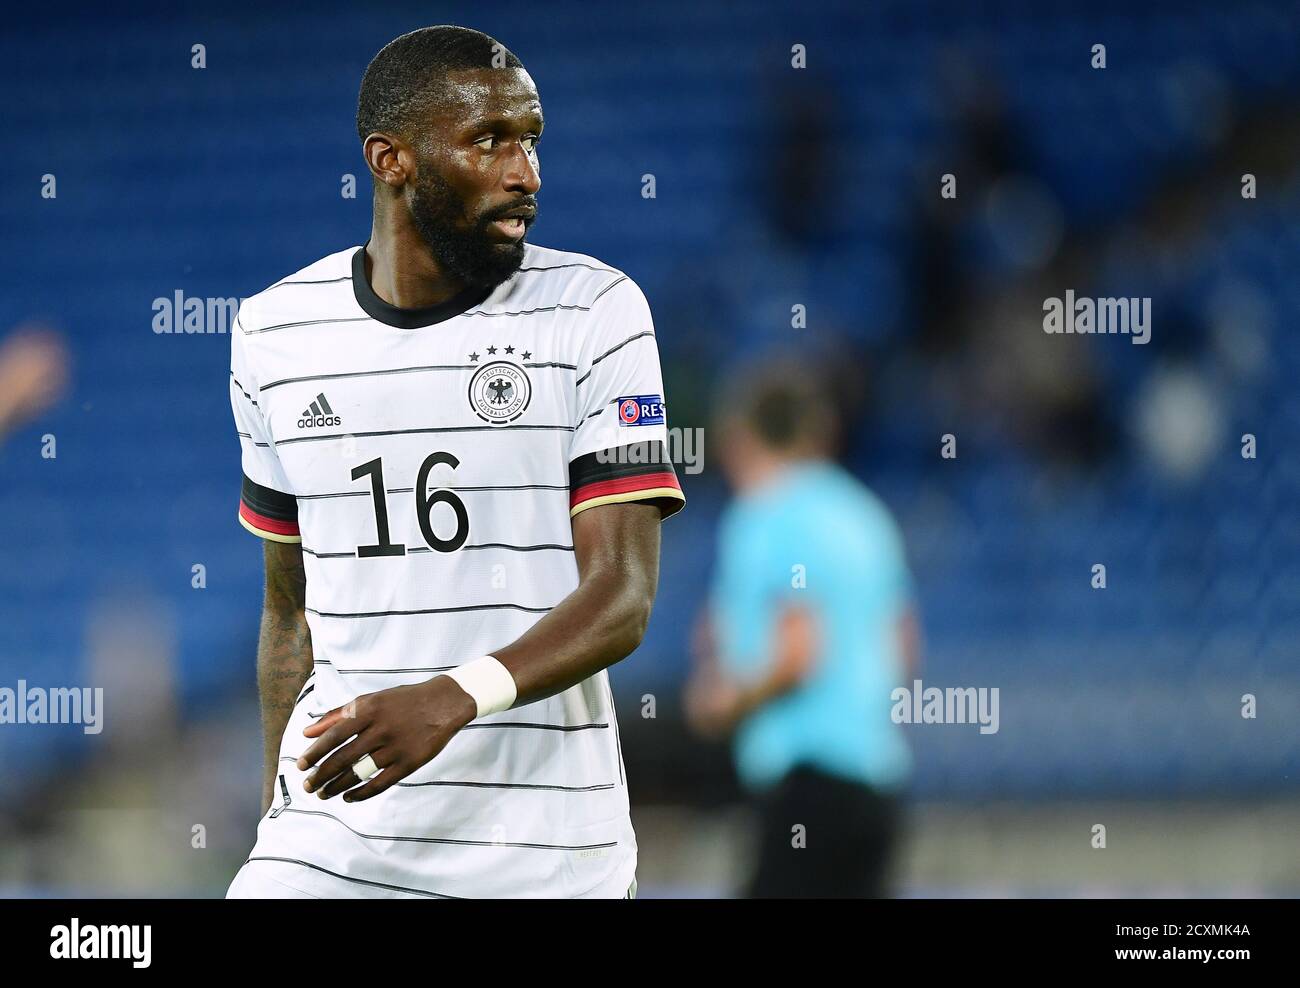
[255,544,314,809]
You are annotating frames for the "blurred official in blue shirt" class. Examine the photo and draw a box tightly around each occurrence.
[686,361,918,898]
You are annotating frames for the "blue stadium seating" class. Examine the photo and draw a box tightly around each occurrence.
[1,0,1298,797]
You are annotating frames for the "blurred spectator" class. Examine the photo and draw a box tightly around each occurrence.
[685,360,918,897]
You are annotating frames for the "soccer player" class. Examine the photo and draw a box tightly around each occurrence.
[226,25,683,899]
[684,362,915,897]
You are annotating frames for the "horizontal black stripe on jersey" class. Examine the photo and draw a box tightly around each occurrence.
[574,330,656,387]
[461,301,599,319]
[260,361,578,393]
[414,542,574,553]
[299,547,355,559]
[243,316,372,335]
[462,271,624,318]
[397,779,616,793]
[239,266,632,335]
[264,275,351,292]
[576,395,630,425]
[329,664,456,674]
[300,709,609,733]
[276,423,574,447]
[570,441,675,491]
[243,856,457,899]
[241,473,298,522]
[516,261,619,275]
[302,709,607,729]
[295,483,569,501]
[458,273,625,320]
[300,541,574,559]
[293,706,608,732]
[279,806,619,851]
[308,663,587,681]
[461,721,608,732]
[306,602,554,619]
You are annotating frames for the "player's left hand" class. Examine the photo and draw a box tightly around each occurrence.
[296,677,477,802]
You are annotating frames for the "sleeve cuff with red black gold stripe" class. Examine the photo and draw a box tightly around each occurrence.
[238,474,301,543]
[569,441,685,520]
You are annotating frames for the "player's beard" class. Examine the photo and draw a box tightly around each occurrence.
[406,169,533,290]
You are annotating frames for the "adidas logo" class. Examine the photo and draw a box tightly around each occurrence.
[297,392,341,429]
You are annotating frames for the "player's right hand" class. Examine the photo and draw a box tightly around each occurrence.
[295,676,477,803]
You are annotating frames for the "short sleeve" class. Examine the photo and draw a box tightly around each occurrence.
[866,498,913,608]
[230,318,301,542]
[568,276,685,520]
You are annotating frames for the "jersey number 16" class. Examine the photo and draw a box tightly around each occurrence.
[351,452,469,557]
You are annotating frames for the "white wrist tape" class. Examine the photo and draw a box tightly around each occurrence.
[442,655,517,719]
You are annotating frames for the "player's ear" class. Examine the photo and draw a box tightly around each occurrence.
[363,132,412,189]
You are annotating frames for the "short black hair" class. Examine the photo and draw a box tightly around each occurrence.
[356,25,524,143]
[716,359,838,452]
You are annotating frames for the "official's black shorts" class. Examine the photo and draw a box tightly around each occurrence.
[745,764,903,898]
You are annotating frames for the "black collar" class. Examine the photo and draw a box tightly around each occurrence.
[351,246,494,329]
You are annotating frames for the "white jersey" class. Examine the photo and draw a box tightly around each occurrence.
[227,243,683,899]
